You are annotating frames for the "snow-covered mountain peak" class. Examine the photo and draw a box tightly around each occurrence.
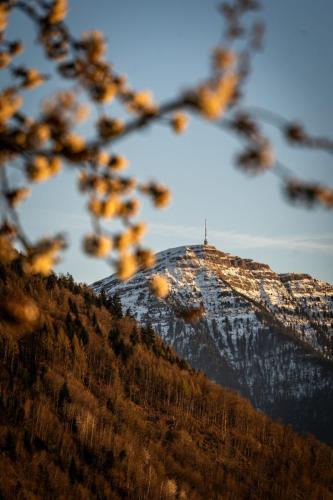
[92,243,333,444]
[94,243,333,358]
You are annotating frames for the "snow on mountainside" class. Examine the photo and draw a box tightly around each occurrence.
[92,244,333,445]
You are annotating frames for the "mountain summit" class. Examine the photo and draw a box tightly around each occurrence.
[93,244,333,445]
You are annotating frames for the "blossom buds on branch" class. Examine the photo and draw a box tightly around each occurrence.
[285,180,333,209]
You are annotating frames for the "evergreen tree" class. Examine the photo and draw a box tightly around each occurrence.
[105,293,123,319]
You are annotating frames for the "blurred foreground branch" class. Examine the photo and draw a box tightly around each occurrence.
[0,0,332,287]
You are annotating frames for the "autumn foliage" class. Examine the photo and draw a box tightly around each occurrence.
[0,261,332,499]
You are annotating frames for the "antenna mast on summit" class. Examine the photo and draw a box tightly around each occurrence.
[204,219,208,246]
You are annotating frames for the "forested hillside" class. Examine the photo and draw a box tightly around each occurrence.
[0,261,333,499]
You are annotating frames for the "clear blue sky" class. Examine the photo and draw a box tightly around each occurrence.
[6,0,333,283]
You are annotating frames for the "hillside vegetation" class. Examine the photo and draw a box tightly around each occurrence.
[0,261,333,499]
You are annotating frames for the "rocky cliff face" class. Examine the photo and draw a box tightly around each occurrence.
[92,244,333,445]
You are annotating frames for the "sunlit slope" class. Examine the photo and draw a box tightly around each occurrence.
[0,262,333,499]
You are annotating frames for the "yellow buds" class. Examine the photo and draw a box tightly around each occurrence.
[22,69,45,89]
[96,150,109,167]
[128,90,157,114]
[78,173,107,195]
[0,89,23,124]
[133,91,153,108]
[216,73,238,107]
[88,195,121,218]
[171,112,189,134]
[94,83,118,103]
[237,142,274,173]
[154,189,171,208]
[113,223,147,251]
[83,234,112,257]
[136,248,155,268]
[47,0,68,24]
[88,197,101,216]
[0,5,9,32]
[196,87,221,120]
[63,133,85,153]
[119,198,141,219]
[116,253,137,281]
[0,51,11,69]
[140,182,171,208]
[57,90,76,108]
[317,188,333,208]
[49,157,62,175]
[196,73,238,120]
[26,155,62,182]
[28,123,50,145]
[108,155,128,171]
[131,222,147,240]
[94,177,109,195]
[0,43,21,69]
[81,31,106,62]
[6,187,31,208]
[129,222,147,242]
[12,131,26,147]
[149,275,170,299]
[97,116,125,139]
[31,253,54,276]
[23,238,65,276]
[213,48,237,71]
[103,196,121,218]
[114,230,133,252]
[285,180,333,209]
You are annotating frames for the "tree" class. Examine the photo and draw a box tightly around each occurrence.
[105,293,123,319]
[58,381,71,409]
[0,0,332,290]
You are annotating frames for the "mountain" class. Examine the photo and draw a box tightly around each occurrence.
[93,244,333,445]
[1,260,333,499]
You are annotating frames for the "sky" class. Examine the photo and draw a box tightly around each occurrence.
[5,0,333,284]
